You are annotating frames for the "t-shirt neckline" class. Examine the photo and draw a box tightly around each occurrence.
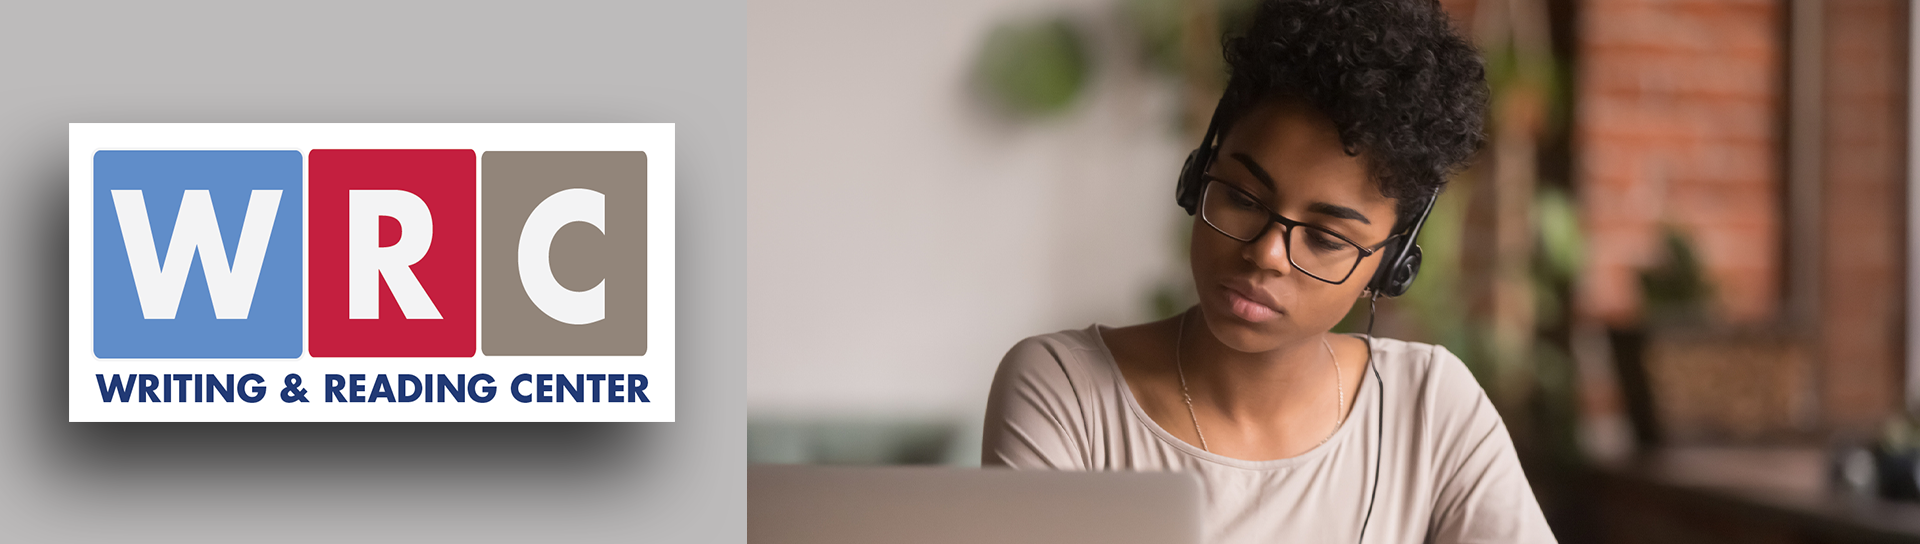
[1087,323,1381,471]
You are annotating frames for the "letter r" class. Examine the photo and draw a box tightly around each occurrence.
[348,189,440,319]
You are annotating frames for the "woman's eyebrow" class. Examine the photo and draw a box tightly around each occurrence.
[1229,153,1277,193]
[1231,152,1372,225]
[1308,202,1372,225]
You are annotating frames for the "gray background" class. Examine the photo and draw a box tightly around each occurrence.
[2,1,743,541]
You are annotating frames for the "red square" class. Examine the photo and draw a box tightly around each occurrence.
[309,149,476,357]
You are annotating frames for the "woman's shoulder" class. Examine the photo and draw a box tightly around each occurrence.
[996,316,1183,384]
[1004,324,1108,356]
[994,324,1120,385]
[985,324,1137,468]
[1360,336,1492,418]
[1362,335,1457,372]
[983,324,1128,457]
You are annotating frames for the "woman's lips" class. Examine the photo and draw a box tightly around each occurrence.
[1224,286,1280,322]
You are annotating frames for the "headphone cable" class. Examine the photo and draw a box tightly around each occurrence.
[1356,293,1385,544]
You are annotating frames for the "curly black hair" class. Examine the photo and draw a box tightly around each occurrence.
[1216,0,1488,230]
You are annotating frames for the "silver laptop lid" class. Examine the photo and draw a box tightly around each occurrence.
[750,465,1202,544]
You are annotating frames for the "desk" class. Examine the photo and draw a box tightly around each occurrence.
[1583,447,1920,543]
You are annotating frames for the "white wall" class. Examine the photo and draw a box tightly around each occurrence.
[749,0,1194,417]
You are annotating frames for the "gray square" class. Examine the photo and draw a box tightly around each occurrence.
[481,151,646,355]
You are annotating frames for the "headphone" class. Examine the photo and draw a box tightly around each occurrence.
[1174,99,1439,299]
[1176,97,1441,543]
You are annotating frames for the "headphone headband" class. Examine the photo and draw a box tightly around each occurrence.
[1175,103,1225,215]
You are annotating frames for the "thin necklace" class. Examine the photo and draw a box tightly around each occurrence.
[1174,309,1344,453]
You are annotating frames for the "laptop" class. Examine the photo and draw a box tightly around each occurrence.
[749,465,1203,544]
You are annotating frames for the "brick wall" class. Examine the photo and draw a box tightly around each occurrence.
[1574,0,1783,326]
[1574,0,1910,433]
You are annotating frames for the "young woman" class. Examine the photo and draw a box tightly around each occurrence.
[981,1,1555,542]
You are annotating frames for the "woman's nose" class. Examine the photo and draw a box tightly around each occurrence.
[1242,223,1292,275]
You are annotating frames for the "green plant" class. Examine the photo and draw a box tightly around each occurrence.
[1638,225,1713,324]
[974,17,1092,117]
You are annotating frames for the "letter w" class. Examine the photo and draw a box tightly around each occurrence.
[111,189,281,319]
[95,374,136,402]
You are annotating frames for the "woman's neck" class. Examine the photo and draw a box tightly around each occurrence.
[1176,310,1340,425]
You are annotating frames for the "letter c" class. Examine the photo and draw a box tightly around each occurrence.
[519,188,605,325]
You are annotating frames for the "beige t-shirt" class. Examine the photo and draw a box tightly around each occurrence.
[981,325,1557,544]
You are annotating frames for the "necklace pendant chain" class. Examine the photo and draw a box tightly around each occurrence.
[1174,311,1209,451]
[1174,308,1344,454]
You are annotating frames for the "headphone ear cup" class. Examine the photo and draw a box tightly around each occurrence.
[1176,148,1204,215]
[1366,240,1401,293]
[1378,245,1423,298]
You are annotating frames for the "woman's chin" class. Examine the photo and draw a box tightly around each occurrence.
[1197,304,1293,353]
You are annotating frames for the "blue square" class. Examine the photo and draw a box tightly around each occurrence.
[94,150,304,358]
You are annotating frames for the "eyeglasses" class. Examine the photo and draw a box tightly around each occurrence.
[1198,174,1393,284]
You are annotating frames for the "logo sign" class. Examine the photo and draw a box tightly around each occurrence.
[69,124,675,422]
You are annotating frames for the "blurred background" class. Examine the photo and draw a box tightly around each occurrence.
[750,0,1920,541]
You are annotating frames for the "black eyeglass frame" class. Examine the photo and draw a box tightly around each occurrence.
[1197,173,1399,285]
